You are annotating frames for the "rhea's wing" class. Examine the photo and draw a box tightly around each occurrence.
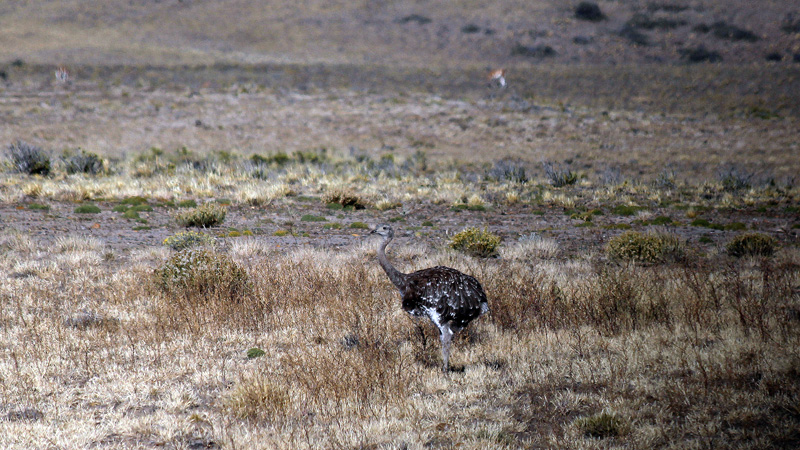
[405,266,488,328]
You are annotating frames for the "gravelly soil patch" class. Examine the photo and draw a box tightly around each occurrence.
[2,199,795,257]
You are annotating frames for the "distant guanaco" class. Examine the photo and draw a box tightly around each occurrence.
[488,68,506,88]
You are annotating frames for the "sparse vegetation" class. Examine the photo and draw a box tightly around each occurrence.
[575,2,605,22]
[1,3,799,448]
[726,232,777,257]
[246,347,266,359]
[163,230,215,250]
[5,140,51,175]
[156,247,251,306]
[679,46,722,63]
[63,149,105,175]
[488,158,528,183]
[575,411,630,438]
[322,186,367,209]
[511,44,556,58]
[606,230,686,263]
[449,227,502,258]
[543,161,578,187]
[74,203,101,214]
[300,214,327,222]
[176,203,227,228]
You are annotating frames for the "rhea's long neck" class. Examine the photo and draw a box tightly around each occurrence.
[377,236,407,293]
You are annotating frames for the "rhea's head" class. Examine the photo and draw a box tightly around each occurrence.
[370,223,394,239]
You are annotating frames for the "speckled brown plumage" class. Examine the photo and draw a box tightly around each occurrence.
[371,224,489,371]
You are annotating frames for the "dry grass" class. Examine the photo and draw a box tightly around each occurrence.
[2,6,799,443]
[1,222,798,449]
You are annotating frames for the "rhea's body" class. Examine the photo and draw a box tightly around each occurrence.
[371,224,489,371]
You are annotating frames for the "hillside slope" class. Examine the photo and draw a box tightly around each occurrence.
[2,0,799,67]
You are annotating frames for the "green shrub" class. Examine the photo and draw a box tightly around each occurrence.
[612,205,643,216]
[176,203,227,228]
[177,199,197,208]
[648,215,673,226]
[5,140,51,175]
[300,214,326,222]
[726,233,777,258]
[28,203,49,210]
[157,248,249,302]
[122,210,140,220]
[349,222,369,229]
[246,348,266,359]
[163,230,215,250]
[449,227,502,258]
[74,204,101,214]
[121,196,148,205]
[575,411,629,438]
[606,230,686,264]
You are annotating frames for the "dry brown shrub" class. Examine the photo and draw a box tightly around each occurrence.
[322,185,368,209]
[153,248,266,331]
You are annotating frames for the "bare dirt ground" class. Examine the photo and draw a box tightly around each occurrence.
[0,62,799,258]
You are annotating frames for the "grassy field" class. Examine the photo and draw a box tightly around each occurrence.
[0,145,798,449]
[2,1,800,449]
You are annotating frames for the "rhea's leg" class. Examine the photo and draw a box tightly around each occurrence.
[439,325,454,372]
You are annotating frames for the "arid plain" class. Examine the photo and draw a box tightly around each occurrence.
[1,1,800,449]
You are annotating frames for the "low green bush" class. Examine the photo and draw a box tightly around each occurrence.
[606,230,685,264]
[157,248,249,303]
[574,411,629,438]
[449,227,502,258]
[176,203,227,228]
[74,204,101,214]
[726,233,777,258]
[163,230,215,250]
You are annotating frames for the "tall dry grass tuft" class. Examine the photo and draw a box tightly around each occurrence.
[224,247,421,432]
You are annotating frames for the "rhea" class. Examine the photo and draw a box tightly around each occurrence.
[370,224,489,372]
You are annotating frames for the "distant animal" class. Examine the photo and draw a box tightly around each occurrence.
[370,224,489,372]
[488,68,506,88]
[55,66,69,83]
